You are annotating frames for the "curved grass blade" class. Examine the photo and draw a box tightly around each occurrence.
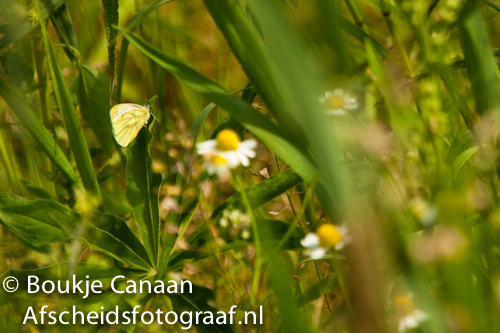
[35,0,100,198]
[0,76,79,186]
[126,121,162,267]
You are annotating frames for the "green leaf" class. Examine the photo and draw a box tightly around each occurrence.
[189,102,216,142]
[459,7,500,115]
[35,0,101,198]
[0,193,152,270]
[20,180,52,199]
[116,0,173,101]
[77,65,114,156]
[212,168,302,220]
[101,0,119,81]
[126,122,162,267]
[0,76,79,186]
[50,4,79,62]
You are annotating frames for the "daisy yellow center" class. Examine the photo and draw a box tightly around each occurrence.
[216,129,240,151]
[212,155,227,165]
[326,95,345,109]
[316,224,342,248]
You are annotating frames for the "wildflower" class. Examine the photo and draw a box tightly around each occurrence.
[219,209,252,239]
[196,129,257,168]
[301,223,351,259]
[202,155,231,177]
[319,89,358,115]
[393,294,428,333]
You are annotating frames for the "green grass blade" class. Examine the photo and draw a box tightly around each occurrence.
[35,0,101,197]
[116,0,173,101]
[459,7,500,115]
[126,122,162,267]
[0,76,79,186]
[50,4,79,62]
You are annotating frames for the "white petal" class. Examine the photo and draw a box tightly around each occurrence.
[301,233,320,248]
[196,140,216,154]
[344,102,358,110]
[333,89,343,96]
[324,91,332,98]
[237,151,250,167]
[326,109,347,116]
[222,152,240,168]
[309,247,328,259]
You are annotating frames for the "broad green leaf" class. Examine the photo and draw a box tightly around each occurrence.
[0,193,151,270]
[0,76,79,186]
[77,65,114,156]
[169,284,235,333]
[35,0,101,197]
[295,267,348,307]
[101,0,119,82]
[0,0,68,50]
[126,121,162,267]
[459,7,500,115]
[116,0,173,101]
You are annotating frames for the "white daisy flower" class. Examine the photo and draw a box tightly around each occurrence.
[196,129,257,168]
[202,154,230,177]
[301,223,351,259]
[319,89,358,115]
[398,309,428,333]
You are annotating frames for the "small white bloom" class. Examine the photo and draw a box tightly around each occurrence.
[398,309,428,333]
[319,89,358,115]
[202,154,230,177]
[197,129,257,168]
[301,223,351,259]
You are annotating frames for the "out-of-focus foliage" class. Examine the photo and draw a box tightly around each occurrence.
[2,0,500,332]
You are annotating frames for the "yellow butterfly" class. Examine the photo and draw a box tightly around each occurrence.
[110,103,152,147]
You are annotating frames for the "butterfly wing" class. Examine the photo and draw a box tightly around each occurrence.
[110,104,151,147]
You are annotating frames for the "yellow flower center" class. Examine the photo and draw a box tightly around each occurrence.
[212,155,227,165]
[216,129,240,151]
[316,224,342,248]
[326,95,345,109]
